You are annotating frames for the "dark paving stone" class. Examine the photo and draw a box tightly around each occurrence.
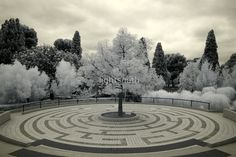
[30,138,207,154]
[175,149,230,157]
[9,149,63,157]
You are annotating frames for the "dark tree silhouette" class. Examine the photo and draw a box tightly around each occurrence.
[54,38,72,52]
[0,18,25,64]
[199,29,219,71]
[71,31,82,59]
[165,53,187,87]
[0,18,38,64]
[22,25,38,49]
[152,42,169,83]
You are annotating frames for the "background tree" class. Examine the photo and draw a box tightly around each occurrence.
[17,46,63,90]
[196,61,218,90]
[179,62,200,91]
[221,65,236,89]
[152,42,169,83]
[0,18,25,64]
[165,53,187,87]
[136,37,151,68]
[0,61,48,103]
[223,53,236,72]
[199,29,219,71]
[0,18,38,64]
[54,38,72,52]
[71,31,82,59]
[22,25,38,49]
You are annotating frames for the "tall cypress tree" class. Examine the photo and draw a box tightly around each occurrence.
[71,30,82,59]
[152,42,168,82]
[199,29,219,71]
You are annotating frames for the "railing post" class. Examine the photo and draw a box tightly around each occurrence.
[77,99,79,104]
[190,100,192,108]
[172,98,174,105]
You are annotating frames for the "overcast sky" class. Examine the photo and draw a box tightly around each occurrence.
[0,0,236,64]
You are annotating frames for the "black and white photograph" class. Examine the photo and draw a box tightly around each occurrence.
[0,0,236,157]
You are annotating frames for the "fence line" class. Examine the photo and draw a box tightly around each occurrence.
[0,96,211,113]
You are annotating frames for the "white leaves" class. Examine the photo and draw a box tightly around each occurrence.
[221,65,236,89]
[143,87,232,111]
[179,61,199,91]
[196,61,218,90]
[53,60,81,96]
[0,61,49,103]
[180,61,218,91]
[84,28,165,95]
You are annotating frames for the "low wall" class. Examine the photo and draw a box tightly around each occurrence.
[223,109,236,122]
[0,111,11,125]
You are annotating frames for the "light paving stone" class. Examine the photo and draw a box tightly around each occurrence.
[0,103,236,149]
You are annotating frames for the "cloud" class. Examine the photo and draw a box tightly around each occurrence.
[0,0,236,64]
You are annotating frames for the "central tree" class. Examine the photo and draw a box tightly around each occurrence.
[84,28,165,116]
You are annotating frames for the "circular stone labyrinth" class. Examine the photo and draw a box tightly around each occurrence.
[1,104,236,152]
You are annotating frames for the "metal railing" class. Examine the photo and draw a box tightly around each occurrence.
[141,97,211,111]
[0,96,212,113]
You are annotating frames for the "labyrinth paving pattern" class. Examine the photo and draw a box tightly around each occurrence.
[1,104,236,150]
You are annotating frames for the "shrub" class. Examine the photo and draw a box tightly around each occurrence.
[216,87,235,100]
[143,88,231,111]
[0,61,48,103]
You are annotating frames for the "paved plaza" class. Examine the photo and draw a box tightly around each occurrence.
[0,103,236,156]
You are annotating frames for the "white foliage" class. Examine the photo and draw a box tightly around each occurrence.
[222,65,236,89]
[196,62,218,90]
[180,61,218,91]
[216,87,235,100]
[193,91,201,96]
[0,61,48,103]
[53,60,82,96]
[202,87,216,94]
[179,62,199,91]
[201,92,230,111]
[143,88,231,111]
[86,29,165,95]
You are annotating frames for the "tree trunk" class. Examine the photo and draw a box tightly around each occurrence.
[118,92,123,117]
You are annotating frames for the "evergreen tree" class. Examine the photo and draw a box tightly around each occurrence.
[199,29,219,71]
[71,31,82,59]
[165,53,187,87]
[0,18,38,64]
[0,18,25,64]
[54,38,72,52]
[137,37,150,67]
[224,53,236,72]
[22,25,38,49]
[152,42,168,83]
